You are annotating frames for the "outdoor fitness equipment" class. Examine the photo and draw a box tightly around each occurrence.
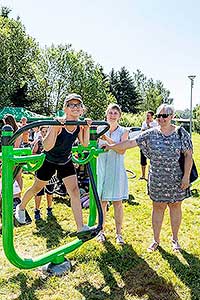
[0,120,109,272]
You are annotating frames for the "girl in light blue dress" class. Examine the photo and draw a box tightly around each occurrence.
[97,103,128,244]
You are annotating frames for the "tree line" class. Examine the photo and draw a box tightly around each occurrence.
[0,6,172,121]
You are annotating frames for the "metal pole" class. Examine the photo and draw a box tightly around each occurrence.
[189,80,193,137]
[188,75,196,137]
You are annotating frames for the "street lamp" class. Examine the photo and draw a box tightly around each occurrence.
[188,75,196,137]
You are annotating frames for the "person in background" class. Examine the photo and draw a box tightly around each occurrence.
[3,114,23,192]
[139,111,158,180]
[103,104,193,252]
[15,93,92,233]
[32,126,54,220]
[97,103,129,245]
[20,117,30,148]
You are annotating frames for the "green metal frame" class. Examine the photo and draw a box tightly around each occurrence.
[0,120,109,270]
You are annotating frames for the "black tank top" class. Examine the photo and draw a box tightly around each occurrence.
[45,126,80,165]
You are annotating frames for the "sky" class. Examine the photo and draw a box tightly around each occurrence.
[1,0,200,110]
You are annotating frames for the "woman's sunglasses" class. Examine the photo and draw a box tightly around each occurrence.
[156,114,171,119]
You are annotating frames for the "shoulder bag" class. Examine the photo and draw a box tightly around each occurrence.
[178,127,198,183]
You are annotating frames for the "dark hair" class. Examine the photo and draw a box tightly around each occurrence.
[3,114,18,132]
[147,111,154,117]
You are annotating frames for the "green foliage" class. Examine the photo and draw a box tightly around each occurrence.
[29,45,110,119]
[133,69,171,111]
[0,14,40,108]
[120,111,146,127]
[193,104,200,133]
[109,67,141,113]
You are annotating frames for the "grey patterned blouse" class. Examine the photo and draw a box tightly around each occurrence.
[136,126,193,203]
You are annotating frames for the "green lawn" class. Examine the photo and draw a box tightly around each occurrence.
[0,134,200,300]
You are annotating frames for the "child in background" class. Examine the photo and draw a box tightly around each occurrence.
[32,126,54,220]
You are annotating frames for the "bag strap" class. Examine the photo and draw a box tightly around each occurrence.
[177,126,182,139]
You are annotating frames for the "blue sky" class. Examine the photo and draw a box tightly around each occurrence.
[1,0,200,110]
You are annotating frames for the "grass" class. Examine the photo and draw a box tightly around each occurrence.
[0,133,200,300]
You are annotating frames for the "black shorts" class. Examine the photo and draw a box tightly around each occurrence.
[36,159,76,181]
[140,150,147,166]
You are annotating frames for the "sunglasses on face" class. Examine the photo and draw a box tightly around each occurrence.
[66,103,83,109]
[156,114,171,119]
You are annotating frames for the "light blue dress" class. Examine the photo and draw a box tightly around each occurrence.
[97,126,128,201]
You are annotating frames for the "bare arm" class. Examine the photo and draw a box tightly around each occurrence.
[14,136,21,148]
[115,130,129,154]
[180,149,193,190]
[43,126,61,151]
[78,119,92,147]
[32,140,39,155]
[100,134,114,144]
[103,138,138,153]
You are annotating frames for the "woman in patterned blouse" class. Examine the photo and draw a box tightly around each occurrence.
[103,104,193,252]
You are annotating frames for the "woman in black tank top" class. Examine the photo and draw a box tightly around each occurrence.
[15,94,92,233]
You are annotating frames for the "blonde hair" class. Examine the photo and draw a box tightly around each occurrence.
[106,103,122,117]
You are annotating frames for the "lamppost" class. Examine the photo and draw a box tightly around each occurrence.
[188,75,196,137]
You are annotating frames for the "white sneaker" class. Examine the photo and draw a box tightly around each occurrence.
[15,204,26,224]
[78,224,90,232]
[97,231,106,243]
[116,234,125,245]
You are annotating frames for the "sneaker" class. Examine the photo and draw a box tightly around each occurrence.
[15,204,26,224]
[172,239,181,252]
[116,234,125,245]
[147,240,159,252]
[97,231,106,243]
[78,224,90,232]
[47,207,53,217]
[34,209,41,220]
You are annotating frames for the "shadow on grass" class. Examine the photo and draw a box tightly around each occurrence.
[53,195,71,207]
[124,194,140,206]
[33,215,70,249]
[76,242,181,300]
[191,188,200,197]
[159,247,200,300]
[0,272,48,300]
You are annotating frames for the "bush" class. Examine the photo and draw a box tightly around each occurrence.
[120,111,146,127]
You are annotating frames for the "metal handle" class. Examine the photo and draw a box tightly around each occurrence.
[9,120,110,145]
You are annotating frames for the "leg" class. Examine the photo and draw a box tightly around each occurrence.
[140,150,147,179]
[20,178,48,210]
[97,200,108,243]
[141,165,146,178]
[62,175,83,231]
[15,169,23,193]
[113,200,123,235]
[168,201,182,241]
[35,195,42,210]
[15,178,48,224]
[46,193,53,208]
[101,200,108,232]
[152,201,167,243]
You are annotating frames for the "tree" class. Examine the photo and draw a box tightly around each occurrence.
[109,67,141,113]
[0,9,39,108]
[133,69,171,111]
[29,45,111,119]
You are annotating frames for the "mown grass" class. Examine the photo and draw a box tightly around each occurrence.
[0,134,200,300]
